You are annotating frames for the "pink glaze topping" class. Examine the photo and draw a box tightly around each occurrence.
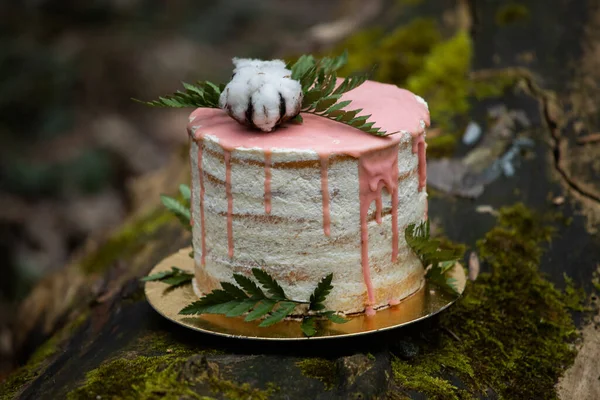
[188,80,430,314]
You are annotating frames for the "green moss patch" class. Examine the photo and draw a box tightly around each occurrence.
[296,358,338,390]
[0,312,89,400]
[79,208,173,274]
[67,352,272,400]
[392,204,578,399]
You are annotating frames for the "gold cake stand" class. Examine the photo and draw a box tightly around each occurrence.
[144,247,466,340]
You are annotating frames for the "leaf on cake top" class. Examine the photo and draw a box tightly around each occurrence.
[136,51,393,137]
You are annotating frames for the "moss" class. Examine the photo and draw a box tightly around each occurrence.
[495,3,530,26]
[391,203,578,399]
[296,358,338,390]
[472,73,519,100]
[562,274,588,311]
[0,368,40,400]
[392,347,474,399]
[333,19,473,152]
[406,31,472,133]
[208,376,273,400]
[0,312,89,400]
[337,19,441,85]
[79,208,173,274]
[67,351,272,400]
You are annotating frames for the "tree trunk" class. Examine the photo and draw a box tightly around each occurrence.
[2,1,600,399]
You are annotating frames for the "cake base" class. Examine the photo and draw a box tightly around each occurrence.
[144,247,466,340]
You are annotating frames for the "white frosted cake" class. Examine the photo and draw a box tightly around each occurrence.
[188,80,429,316]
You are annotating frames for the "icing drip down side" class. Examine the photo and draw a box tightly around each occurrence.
[358,145,400,316]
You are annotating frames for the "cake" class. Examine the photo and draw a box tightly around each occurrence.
[187,79,429,316]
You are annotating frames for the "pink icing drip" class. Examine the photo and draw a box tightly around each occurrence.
[198,143,207,266]
[264,151,272,214]
[358,145,400,310]
[389,298,401,306]
[224,150,234,258]
[365,306,376,317]
[319,155,331,236]
[410,124,428,193]
[189,137,195,227]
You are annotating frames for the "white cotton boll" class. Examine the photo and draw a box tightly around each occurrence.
[251,83,281,132]
[278,79,303,118]
[220,58,303,132]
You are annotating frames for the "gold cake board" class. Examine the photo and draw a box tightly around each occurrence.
[144,247,466,340]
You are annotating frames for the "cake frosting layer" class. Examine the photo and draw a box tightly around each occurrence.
[188,80,430,314]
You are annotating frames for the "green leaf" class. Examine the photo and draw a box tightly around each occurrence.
[291,114,304,124]
[179,184,191,201]
[141,267,193,288]
[226,299,259,317]
[302,89,323,109]
[309,274,333,311]
[135,80,222,109]
[220,282,249,300]
[323,100,352,115]
[291,55,316,81]
[427,266,460,296]
[192,289,234,306]
[339,109,362,122]
[245,300,277,321]
[314,96,341,113]
[258,301,297,327]
[407,220,463,296]
[301,317,317,337]
[180,300,240,315]
[350,115,371,127]
[252,268,287,300]
[141,269,176,282]
[160,195,191,228]
[233,274,265,299]
[161,274,193,287]
[320,72,338,97]
[323,311,349,324]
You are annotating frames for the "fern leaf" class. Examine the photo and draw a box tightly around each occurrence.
[233,274,265,299]
[161,274,193,287]
[301,317,317,337]
[160,195,191,229]
[322,311,349,324]
[179,184,191,202]
[226,299,259,317]
[244,300,276,322]
[258,301,297,327]
[220,282,249,300]
[142,268,176,282]
[309,274,333,311]
[252,268,287,300]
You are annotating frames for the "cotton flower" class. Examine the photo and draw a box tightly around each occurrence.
[219,58,303,132]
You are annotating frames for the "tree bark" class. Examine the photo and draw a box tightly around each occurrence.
[2,1,600,399]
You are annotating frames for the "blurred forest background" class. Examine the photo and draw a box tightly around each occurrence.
[1,0,548,375]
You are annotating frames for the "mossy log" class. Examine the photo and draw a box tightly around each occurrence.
[3,0,600,399]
